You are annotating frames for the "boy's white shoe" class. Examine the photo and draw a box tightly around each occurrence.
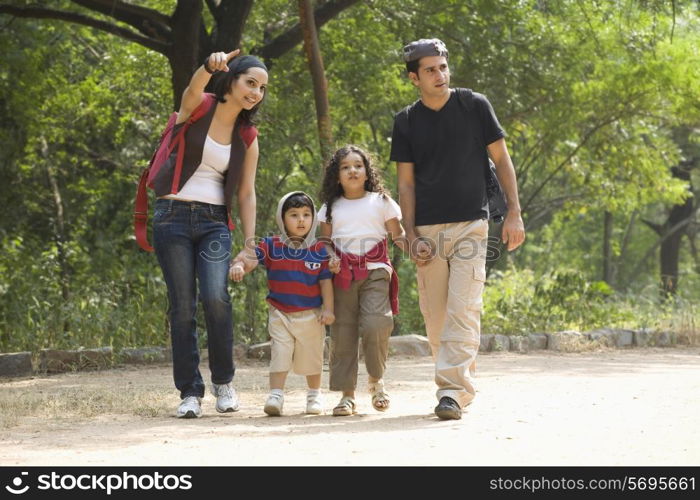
[177,396,202,418]
[306,391,324,415]
[264,392,284,416]
[211,383,239,413]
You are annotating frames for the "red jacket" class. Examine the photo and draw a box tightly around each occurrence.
[333,239,399,315]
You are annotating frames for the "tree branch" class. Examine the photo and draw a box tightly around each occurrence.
[70,0,171,41]
[627,207,699,282]
[205,0,219,16]
[641,218,663,235]
[0,5,168,54]
[522,113,621,213]
[257,0,360,62]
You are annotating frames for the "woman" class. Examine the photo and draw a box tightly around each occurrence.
[152,50,267,418]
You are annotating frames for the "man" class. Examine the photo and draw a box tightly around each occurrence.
[390,38,525,420]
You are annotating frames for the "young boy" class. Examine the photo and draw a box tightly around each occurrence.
[230,191,335,415]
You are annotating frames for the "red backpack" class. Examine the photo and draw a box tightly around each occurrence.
[134,94,216,252]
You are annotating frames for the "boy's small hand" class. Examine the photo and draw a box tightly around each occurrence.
[229,261,245,282]
[328,256,341,274]
[317,309,335,325]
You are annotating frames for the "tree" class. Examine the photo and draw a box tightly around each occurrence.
[0,0,360,108]
[298,0,333,163]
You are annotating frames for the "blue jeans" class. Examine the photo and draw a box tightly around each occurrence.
[153,199,234,399]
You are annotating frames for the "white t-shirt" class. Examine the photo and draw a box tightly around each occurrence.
[317,191,402,274]
[165,135,230,205]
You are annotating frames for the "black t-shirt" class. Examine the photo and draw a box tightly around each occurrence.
[390,88,505,226]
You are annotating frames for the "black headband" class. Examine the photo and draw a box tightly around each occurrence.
[228,55,268,73]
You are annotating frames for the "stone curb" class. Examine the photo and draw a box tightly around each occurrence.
[0,328,692,378]
[0,352,32,377]
[40,347,113,373]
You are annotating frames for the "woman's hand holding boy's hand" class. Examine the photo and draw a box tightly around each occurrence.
[317,309,335,326]
[228,261,245,282]
[233,248,258,274]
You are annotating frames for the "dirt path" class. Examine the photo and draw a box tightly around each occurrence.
[1,348,698,466]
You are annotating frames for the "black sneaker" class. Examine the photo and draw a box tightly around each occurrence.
[434,396,462,420]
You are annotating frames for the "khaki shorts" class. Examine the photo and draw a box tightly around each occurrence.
[268,307,325,375]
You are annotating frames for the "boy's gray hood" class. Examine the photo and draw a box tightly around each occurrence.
[275,191,318,248]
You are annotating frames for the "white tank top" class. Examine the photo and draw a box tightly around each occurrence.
[164,135,230,205]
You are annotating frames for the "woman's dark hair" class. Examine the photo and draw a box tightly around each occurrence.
[282,193,314,217]
[213,55,268,125]
[214,55,268,196]
[319,145,388,224]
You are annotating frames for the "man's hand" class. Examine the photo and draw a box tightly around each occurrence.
[501,211,525,251]
[318,309,335,325]
[410,237,433,267]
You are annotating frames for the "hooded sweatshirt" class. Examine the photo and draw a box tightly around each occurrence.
[255,191,332,313]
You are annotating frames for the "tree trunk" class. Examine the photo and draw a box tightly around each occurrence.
[298,0,334,164]
[602,211,613,284]
[611,210,636,286]
[41,137,71,336]
[168,0,203,110]
[210,0,253,54]
[660,167,693,296]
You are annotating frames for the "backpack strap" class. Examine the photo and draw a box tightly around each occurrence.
[455,87,475,112]
[134,167,153,251]
[134,94,216,252]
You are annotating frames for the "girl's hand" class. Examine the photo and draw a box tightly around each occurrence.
[229,261,245,282]
[328,255,341,274]
[317,309,335,326]
[205,49,240,73]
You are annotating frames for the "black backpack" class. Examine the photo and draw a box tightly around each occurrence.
[455,88,507,223]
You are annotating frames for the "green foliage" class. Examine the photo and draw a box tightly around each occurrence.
[482,267,699,335]
[0,0,698,351]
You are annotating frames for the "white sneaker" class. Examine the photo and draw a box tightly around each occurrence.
[306,392,324,415]
[177,396,202,418]
[264,392,284,416]
[211,383,240,413]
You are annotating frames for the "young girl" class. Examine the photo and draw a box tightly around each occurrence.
[318,145,407,416]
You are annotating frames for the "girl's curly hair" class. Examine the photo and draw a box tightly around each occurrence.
[319,145,389,224]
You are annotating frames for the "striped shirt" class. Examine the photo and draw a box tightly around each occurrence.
[256,236,332,313]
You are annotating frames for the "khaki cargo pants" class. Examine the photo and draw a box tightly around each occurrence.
[416,219,488,408]
[329,269,394,391]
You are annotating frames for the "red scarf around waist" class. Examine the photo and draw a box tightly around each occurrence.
[333,239,399,315]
